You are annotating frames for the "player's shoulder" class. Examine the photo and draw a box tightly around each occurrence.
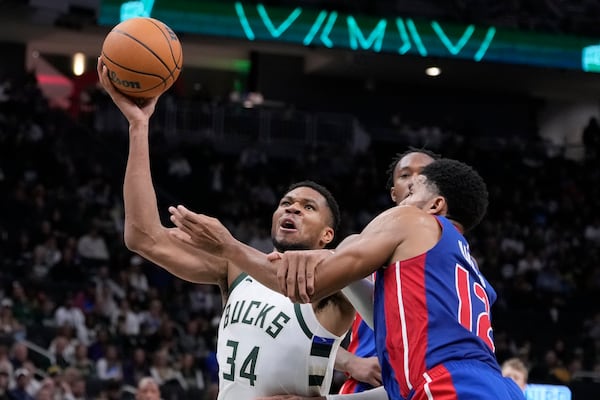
[380,204,430,220]
[377,206,440,235]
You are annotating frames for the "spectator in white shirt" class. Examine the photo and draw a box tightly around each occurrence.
[76,226,109,267]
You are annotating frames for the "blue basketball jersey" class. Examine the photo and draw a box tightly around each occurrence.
[373,215,524,400]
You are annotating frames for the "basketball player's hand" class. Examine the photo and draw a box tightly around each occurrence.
[346,356,382,387]
[278,249,332,303]
[256,395,325,400]
[97,56,160,124]
[168,204,233,254]
[266,251,283,262]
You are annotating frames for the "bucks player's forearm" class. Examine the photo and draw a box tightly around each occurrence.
[123,120,158,252]
[123,122,228,284]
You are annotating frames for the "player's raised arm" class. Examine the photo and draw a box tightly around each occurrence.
[97,58,228,285]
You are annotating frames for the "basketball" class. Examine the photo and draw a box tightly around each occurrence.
[101,17,183,98]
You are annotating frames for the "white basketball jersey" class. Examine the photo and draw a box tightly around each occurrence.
[216,273,343,400]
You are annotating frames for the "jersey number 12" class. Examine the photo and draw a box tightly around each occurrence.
[455,265,494,351]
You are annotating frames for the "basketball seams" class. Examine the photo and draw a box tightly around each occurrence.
[145,18,182,71]
[102,52,167,79]
[111,28,173,77]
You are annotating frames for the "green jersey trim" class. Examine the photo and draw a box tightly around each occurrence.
[294,303,313,339]
[229,272,249,293]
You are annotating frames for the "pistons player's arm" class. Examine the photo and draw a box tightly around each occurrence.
[283,206,438,303]
[284,207,406,302]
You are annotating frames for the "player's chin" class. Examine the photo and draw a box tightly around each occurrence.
[273,237,311,252]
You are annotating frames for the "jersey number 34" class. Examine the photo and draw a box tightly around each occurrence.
[223,340,259,385]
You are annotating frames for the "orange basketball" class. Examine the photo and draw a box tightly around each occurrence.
[101,17,183,98]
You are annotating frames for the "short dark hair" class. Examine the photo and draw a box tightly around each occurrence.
[420,159,488,232]
[285,180,340,233]
[385,147,442,189]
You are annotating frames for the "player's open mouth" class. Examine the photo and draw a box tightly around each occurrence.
[280,218,297,231]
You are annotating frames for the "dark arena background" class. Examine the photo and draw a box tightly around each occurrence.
[0,0,599,399]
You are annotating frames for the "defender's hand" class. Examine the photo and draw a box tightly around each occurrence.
[168,204,233,255]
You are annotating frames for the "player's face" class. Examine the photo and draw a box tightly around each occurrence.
[271,187,334,252]
[391,152,435,205]
[398,175,439,210]
[502,366,527,390]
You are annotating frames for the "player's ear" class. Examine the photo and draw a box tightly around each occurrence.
[428,196,447,215]
[390,186,397,203]
[321,226,334,245]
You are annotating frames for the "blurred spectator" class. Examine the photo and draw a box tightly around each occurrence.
[8,368,34,400]
[62,375,86,400]
[167,152,192,180]
[9,342,30,370]
[72,282,97,316]
[187,286,217,318]
[48,335,75,368]
[55,368,84,399]
[49,245,84,284]
[0,367,10,400]
[178,319,208,360]
[76,226,110,268]
[33,292,56,330]
[0,299,25,342]
[18,362,41,398]
[127,257,149,300]
[54,295,87,344]
[87,328,110,362]
[97,378,123,400]
[96,345,123,382]
[529,349,571,385]
[34,378,58,400]
[145,320,178,362]
[178,353,204,397]
[95,284,119,323]
[135,377,160,400]
[584,216,600,245]
[72,343,95,379]
[111,299,142,338]
[9,283,35,328]
[94,266,126,303]
[139,301,163,337]
[148,350,184,395]
[123,348,150,387]
[516,250,543,276]
[501,357,528,391]
[32,235,62,279]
